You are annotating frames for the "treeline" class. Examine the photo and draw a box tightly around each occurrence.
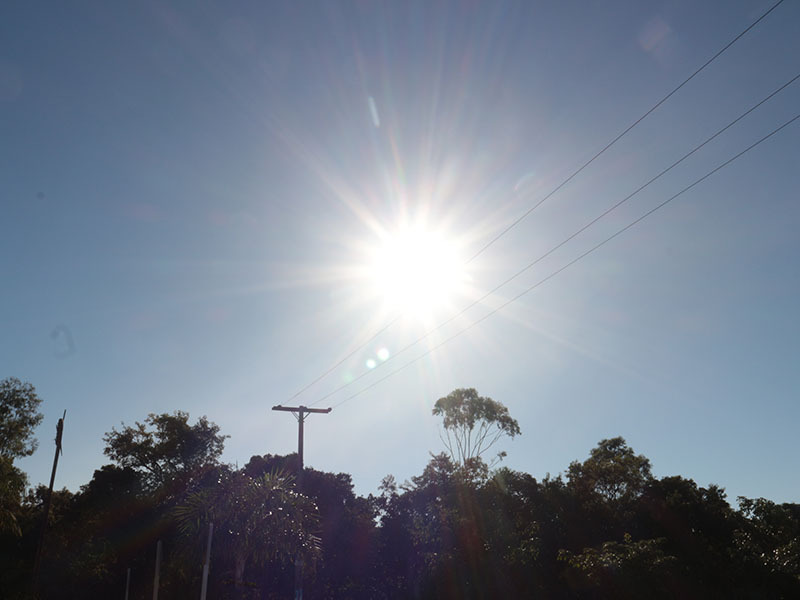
[1,381,799,598]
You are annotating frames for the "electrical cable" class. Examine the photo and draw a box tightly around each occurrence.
[331,111,800,409]
[288,0,786,406]
[466,0,786,263]
[286,316,401,402]
[306,75,799,409]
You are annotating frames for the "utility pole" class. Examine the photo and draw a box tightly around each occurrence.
[32,410,66,594]
[271,405,331,600]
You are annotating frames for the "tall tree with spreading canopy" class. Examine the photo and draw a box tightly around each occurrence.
[103,411,227,491]
[433,388,520,475]
[567,437,652,505]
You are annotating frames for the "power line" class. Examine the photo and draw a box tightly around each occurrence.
[306,74,799,408]
[466,0,786,263]
[287,0,786,405]
[333,112,800,408]
[286,316,401,402]
[330,113,800,409]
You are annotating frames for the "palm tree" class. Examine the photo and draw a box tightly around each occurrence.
[175,467,320,598]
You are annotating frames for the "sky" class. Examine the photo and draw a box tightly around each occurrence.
[2,0,799,505]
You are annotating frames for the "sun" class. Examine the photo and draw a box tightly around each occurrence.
[366,224,467,321]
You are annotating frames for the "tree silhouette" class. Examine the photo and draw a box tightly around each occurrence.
[174,467,320,597]
[0,377,43,537]
[567,436,652,505]
[103,411,227,492]
[0,377,43,459]
[432,388,520,474]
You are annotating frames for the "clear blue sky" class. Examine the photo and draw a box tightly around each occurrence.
[3,1,798,504]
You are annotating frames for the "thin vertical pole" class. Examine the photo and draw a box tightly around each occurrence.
[32,410,66,593]
[200,522,214,600]
[297,408,304,491]
[124,567,131,600]
[295,408,305,600]
[152,540,162,600]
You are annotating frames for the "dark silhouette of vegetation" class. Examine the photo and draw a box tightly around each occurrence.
[175,467,321,595]
[103,411,227,493]
[433,388,520,476]
[0,378,44,461]
[1,377,43,538]
[1,381,798,598]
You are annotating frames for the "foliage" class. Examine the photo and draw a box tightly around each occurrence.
[0,377,44,459]
[432,388,520,473]
[0,456,27,536]
[0,377,42,538]
[567,436,652,505]
[244,454,380,599]
[737,496,800,583]
[103,411,227,491]
[558,533,678,597]
[174,467,321,596]
[2,397,799,599]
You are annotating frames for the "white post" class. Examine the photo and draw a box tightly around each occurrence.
[200,522,214,600]
[124,567,131,600]
[152,540,162,600]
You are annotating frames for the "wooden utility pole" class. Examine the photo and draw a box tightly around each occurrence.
[271,405,331,600]
[32,410,66,594]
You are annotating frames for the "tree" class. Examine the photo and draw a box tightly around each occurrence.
[0,456,27,536]
[245,454,380,598]
[103,411,227,491]
[736,497,800,587]
[432,388,520,474]
[558,533,678,598]
[0,377,43,536]
[567,437,652,505]
[174,467,321,598]
[0,377,44,459]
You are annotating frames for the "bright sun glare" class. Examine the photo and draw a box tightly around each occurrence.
[367,226,466,321]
